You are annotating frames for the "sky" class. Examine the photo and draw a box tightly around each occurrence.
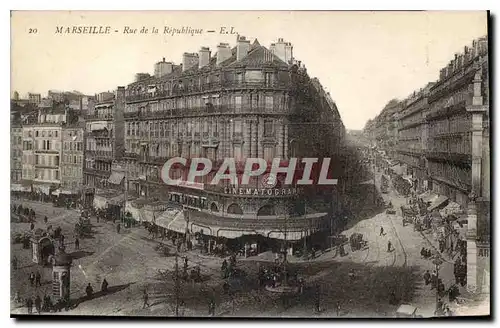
[11,11,488,130]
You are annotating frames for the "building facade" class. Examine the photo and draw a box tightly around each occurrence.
[61,126,85,192]
[28,93,42,105]
[20,107,85,197]
[11,121,23,183]
[384,36,490,295]
[83,89,125,205]
[118,36,345,248]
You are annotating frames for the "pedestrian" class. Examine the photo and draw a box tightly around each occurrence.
[142,289,149,309]
[29,272,35,286]
[387,241,392,252]
[348,269,355,282]
[116,223,121,234]
[420,248,426,258]
[101,278,109,293]
[336,301,341,317]
[423,270,431,285]
[26,297,33,314]
[431,270,437,289]
[44,216,48,224]
[75,237,80,250]
[60,234,65,244]
[85,283,94,300]
[12,256,18,270]
[34,295,42,314]
[314,285,321,313]
[208,298,215,316]
[35,271,42,287]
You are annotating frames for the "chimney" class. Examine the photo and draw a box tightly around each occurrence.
[236,36,251,61]
[216,43,231,66]
[199,47,211,68]
[271,38,293,63]
[182,52,199,72]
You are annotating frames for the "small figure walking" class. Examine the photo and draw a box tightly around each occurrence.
[142,289,149,309]
[34,295,42,314]
[85,283,94,300]
[380,227,384,236]
[208,298,216,316]
[336,301,341,317]
[387,241,392,252]
[26,297,33,314]
[101,278,109,293]
[29,272,35,287]
[35,271,42,287]
[12,256,18,270]
[75,238,80,250]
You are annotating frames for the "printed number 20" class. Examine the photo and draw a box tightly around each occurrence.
[29,28,37,34]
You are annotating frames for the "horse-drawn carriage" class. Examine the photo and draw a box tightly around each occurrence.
[350,233,366,251]
[74,217,92,237]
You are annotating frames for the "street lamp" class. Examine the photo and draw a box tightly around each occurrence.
[432,255,444,315]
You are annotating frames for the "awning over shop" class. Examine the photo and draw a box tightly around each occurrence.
[11,183,31,192]
[265,230,305,241]
[108,172,125,185]
[33,184,52,195]
[93,195,109,209]
[440,201,464,218]
[428,195,449,211]
[52,189,78,196]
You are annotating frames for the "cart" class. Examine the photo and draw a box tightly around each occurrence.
[349,233,365,251]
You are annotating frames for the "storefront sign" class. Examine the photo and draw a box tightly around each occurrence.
[224,187,302,196]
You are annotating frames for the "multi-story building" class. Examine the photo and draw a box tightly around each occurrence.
[83,89,125,206]
[384,36,490,295]
[11,120,23,183]
[119,36,345,252]
[21,106,85,198]
[61,125,85,192]
[28,93,41,105]
[426,36,489,294]
[394,83,434,192]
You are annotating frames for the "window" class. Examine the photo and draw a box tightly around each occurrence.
[264,120,274,137]
[264,146,275,162]
[233,120,242,134]
[227,203,243,215]
[35,131,39,137]
[245,70,264,82]
[235,96,242,113]
[265,96,273,110]
[234,145,242,162]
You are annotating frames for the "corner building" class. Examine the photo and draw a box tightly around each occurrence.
[121,37,345,252]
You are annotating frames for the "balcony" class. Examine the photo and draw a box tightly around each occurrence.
[84,167,111,176]
[86,150,113,161]
[426,151,471,165]
[86,114,114,121]
[126,81,290,103]
[124,152,140,159]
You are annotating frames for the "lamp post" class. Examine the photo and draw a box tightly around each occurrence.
[432,255,444,315]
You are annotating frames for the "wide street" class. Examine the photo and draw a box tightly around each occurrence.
[11,168,460,317]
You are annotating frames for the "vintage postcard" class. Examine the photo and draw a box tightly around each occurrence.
[10,10,490,318]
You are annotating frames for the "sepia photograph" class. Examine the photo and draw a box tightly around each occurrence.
[9,10,490,319]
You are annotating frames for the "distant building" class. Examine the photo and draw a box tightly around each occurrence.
[11,120,23,183]
[19,106,85,198]
[28,93,41,105]
[82,88,125,206]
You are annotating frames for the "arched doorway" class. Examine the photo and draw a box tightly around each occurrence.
[257,205,276,216]
[210,203,219,212]
[227,203,243,215]
[39,237,55,265]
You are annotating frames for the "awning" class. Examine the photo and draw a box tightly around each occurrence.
[33,184,52,195]
[264,230,305,241]
[93,195,108,209]
[52,189,77,196]
[108,172,125,185]
[108,194,125,206]
[440,201,464,218]
[11,183,31,192]
[428,195,449,211]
